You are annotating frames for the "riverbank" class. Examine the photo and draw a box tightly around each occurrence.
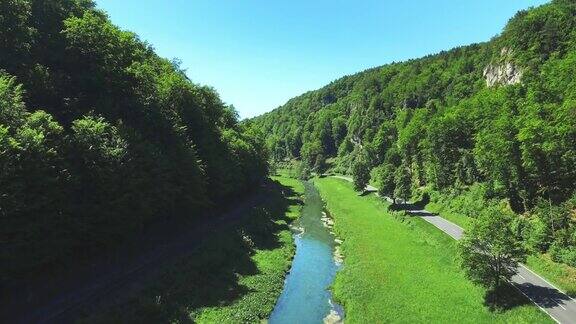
[314,177,552,323]
[79,176,304,323]
[269,181,344,323]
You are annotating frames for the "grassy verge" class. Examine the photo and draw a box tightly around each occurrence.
[425,198,576,297]
[525,254,576,296]
[315,177,552,323]
[82,176,304,323]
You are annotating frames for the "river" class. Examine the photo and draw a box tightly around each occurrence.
[269,180,344,324]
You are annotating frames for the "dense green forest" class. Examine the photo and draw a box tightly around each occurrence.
[0,0,267,286]
[252,0,576,267]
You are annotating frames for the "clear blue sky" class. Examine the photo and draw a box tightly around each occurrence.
[95,0,548,118]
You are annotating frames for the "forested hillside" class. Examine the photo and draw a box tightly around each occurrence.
[252,0,576,267]
[0,0,267,286]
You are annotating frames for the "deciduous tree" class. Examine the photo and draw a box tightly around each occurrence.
[458,207,527,300]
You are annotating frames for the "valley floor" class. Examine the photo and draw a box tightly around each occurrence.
[315,177,553,323]
[57,176,304,323]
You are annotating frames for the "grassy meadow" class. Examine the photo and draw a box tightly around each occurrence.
[315,177,552,323]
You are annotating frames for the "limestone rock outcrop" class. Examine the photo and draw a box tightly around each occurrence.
[483,47,523,87]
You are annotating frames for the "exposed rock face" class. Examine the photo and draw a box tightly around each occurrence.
[483,62,523,87]
[350,135,363,148]
[483,48,523,87]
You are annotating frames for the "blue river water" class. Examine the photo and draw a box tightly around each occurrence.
[269,181,344,324]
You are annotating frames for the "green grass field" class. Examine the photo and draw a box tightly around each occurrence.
[82,175,304,323]
[315,177,552,323]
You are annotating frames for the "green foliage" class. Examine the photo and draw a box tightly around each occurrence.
[394,164,412,202]
[426,183,493,227]
[300,140,323,169]
[0,73,27,126]
[520,195,576,266]
[351,154,370,192]
[70,115,127,165]
[458,207,527,291]
[252,0,576,268]
[377,163,396,198]
[313,153,327,174]
[0,1,268,285]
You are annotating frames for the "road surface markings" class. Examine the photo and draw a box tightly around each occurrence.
[512,283,561,324]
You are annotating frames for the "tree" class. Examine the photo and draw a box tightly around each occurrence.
[352,157,370,193]
[0,3,271,287]
[331,116,347,149]
[458,207,527,305]
[394,165,411,204]
[377,163,396,200]
[313,153,327,174]
[0,0,35,74]
[300,140,323,169]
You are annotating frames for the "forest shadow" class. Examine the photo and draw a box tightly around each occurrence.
[83,179,301,323]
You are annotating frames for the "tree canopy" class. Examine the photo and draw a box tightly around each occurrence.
[251,0,576,267]
[458,207,527,307]
[0,0,268,285]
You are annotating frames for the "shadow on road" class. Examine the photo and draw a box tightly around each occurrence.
[483,281,572,313]
[484,284,532,311]
[406,210,439,217]
[387,194,438,217]
[513,282,573,308]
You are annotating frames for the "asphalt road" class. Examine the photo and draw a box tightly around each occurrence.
[332,175,576,324]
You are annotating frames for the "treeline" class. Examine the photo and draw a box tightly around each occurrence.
[0,0,267,285]
[252,0,576,266]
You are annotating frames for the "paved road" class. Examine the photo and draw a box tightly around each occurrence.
[332,175,576,324]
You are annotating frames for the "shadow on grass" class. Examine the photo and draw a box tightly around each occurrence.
[84,179,302,323]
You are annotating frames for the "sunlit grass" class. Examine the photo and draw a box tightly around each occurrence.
[315,177,552,323]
